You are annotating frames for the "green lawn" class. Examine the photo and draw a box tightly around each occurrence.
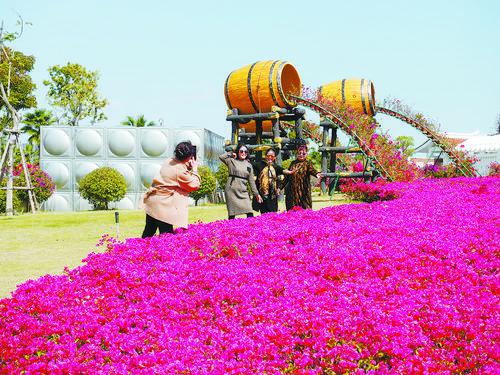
[0,194,351,299]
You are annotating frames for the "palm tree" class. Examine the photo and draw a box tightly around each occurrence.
[121,114,156,127]
[21,109,57,146]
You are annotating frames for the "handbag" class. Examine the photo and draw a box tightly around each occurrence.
[252,195,261,212]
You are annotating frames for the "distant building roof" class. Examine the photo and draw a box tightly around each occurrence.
[415,131,498,154]
[448,138,466,146]
[459,134,500,153]
[442,131,481,139]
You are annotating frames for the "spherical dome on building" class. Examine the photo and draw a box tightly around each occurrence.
[141,129,169,157]
[75,162,99,182]
[175,130,202,148]
[76,129,102,156]
[108,130,136,157]
[109,162,135,188]
[43,129,70,156]
[44,194,71,211]
[44,162,70,189]
[111,196,135,210]
[140,163,162,187]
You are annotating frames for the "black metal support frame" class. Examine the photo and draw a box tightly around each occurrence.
[225,104,380,196]
[319,117,377,194]
[226,107,306,165]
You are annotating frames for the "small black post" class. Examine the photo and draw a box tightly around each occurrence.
[114,211,120,239]
[255,120,263,162]
[329,124,338,194]
[231,108,239,146]
[295,116,303,139]
[320,117,328,193]
[272,118,282,166]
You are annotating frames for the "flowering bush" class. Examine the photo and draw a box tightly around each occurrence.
[340,179,399,202]
[488,162,500,176]
[0,177,499,373]
[380,98,478,177]
[12,163,55,205]
[299,88,424,182]
[422,163,465,178]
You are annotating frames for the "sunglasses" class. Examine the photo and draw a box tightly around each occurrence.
[239,149,248,153]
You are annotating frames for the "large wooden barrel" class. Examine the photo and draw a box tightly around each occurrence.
[224,60,301,114]
[319,79,376,116]
[239,120,273,133]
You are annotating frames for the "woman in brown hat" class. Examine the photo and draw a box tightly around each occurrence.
[142,141,200,237]
[285,143,321,211]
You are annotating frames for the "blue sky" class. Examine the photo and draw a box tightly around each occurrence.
[1,0,499,147]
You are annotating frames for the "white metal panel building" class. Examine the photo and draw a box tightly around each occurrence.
[39,126,225,211]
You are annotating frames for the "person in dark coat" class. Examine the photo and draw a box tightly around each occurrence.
[253,148,293,214]
[285,144,322,210]
[219,143,262,219]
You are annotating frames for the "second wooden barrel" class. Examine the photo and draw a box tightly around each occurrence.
[319,79,376,116]
[224,60,302,114]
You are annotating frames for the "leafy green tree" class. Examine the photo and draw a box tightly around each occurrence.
[395,135,415,158]
[43,63,107,126]
[190,166,216,206]
[0,187,23,213]
[20,109,56,163]
[121,114,156,127]
[0,47,37,132]
[21,108,56,143]
[308,150,322,171]
[215,162,228,189]
[22,143,38,164]
[78,167,127,210]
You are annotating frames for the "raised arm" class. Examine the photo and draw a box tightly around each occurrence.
[178,168,201,193]
[219,152,233,166]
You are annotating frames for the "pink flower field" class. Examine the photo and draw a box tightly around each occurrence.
[1,177,499,374]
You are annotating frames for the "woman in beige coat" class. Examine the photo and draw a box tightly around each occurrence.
[142,141,200,237]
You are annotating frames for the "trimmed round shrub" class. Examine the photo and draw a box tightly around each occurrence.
[13,163,55,206]
[78,167,127,210]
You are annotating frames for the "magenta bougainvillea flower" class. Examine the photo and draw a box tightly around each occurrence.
[1,177,499,373]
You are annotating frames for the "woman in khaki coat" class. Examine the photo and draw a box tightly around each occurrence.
[219,143,262,219]
[142,141,200,237]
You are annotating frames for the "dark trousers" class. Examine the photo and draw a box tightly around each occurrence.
[260,196,278,213]
[228,213,254,220]
[142,214,174,238]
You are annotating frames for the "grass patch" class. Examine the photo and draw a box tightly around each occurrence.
[0,194,351,298]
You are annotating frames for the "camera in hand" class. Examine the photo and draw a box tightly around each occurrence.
[190,145,197,159]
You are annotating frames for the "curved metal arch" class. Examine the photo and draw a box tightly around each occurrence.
[289,95,394,180]
[376,106,476,177]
